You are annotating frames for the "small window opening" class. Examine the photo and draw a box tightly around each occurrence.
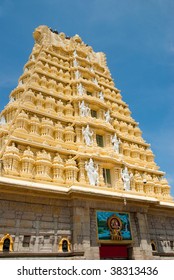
[96,134,104,147]
[62,240,68,252]
[3,238,10,252]
[86,91,92,96]
[23,235,30,247]
[103,168,111,185]
[91,110,97,118]
[151,242,157,251]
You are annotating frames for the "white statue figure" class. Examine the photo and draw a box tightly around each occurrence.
[98,91,104,101]
[75,70,80,79]
[105,110,111,123]
[9,97,15,103]
[111,133,121,153]
[85,158,98,186]
[0,116,4,125]
[31,54,35,61]
[79,101,90,117]
[77,83,84,95]
[82,125,93,146]
[73,58,78,67]
[121,167,133,191]
[0,116,6,125]
[73,50,77,57]
[93,78,98,85]
[18,80,23,87]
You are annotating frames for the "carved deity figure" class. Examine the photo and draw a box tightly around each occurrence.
[121,167,133,191]
[90,67,94,73]
[31,54,35,61]
[75,70,80,79]
[9,97,15,103]
[93,78,98,85]
[73,58,78,67]
[77,83,84,95]
[79,101,90,117]
[82,125,93,146]
[111,133,121,153]
[85,158,98,186]
[98,91,104,101]
[0,116,6,125]
[73,50,77,57]
[105,110,111,123]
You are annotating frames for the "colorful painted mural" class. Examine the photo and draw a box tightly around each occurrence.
[96,211,132,243]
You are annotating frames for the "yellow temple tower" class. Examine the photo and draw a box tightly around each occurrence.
[0,25,174,259]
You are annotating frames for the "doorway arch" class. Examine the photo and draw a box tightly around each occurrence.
[0,234,13,252]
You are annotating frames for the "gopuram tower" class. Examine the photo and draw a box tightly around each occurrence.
[0,26,174,259]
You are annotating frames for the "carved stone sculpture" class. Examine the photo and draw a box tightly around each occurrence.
[85,158,98,186]
[82,125,93,146]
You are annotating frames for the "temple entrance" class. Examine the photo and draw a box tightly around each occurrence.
[99,244,131,259]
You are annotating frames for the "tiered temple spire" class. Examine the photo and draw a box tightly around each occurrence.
[0,25,172,201]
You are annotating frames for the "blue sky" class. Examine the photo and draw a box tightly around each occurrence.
[0,0,174,195]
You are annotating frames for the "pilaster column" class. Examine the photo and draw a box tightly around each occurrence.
[75,126,82,144]
[78,160,87,184]
[133,212,153,259]
[74,102,79,117]
[98,164,105,187]
[93,130,97,146]
[105,133,111,147]
[72,204,94,259]
[33,214,42,252]
[14,212,22,251]
[112,167,123,190]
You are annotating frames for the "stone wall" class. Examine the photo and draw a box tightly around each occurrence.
[0,197,72,253]
[0,193,174,259]
[147,212,174,259]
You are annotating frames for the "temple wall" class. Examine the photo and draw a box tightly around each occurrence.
[0,194,72,255]
[0,192,174,259]
[147,212,174,258]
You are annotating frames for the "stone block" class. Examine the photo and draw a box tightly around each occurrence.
[58,223,70,230]
[41,215,54,222]
[0,219,16,227]
[58,216,70,223]
[20,220,33,228]
[22,212,36,220]
[39,221,54,229]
